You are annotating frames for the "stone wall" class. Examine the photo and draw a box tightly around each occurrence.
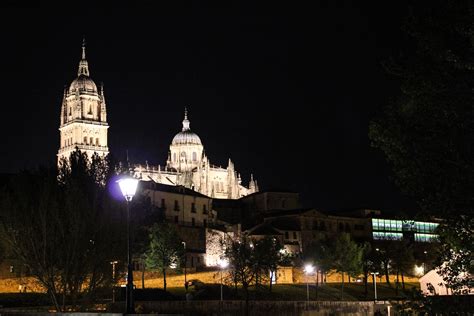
[110,300,376,316]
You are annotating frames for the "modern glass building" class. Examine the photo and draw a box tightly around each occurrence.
[371,218,439,242]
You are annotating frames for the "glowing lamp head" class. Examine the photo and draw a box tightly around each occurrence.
[219,259,229,269]
[117,177,139,202]
[304,264,314,274]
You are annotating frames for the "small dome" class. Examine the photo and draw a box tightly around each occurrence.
[172,131,202,145]
[69,75,98,93]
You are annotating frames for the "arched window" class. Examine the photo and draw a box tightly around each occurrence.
[84,137,88,144]
[90,137,93,145]
[192,152,197,161]
[173,153,176,162]
[96,138,99,146]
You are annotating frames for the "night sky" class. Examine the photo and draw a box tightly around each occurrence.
[0,2,417,212]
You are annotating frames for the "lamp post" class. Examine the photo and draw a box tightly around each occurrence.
[117,177,139,315]
[110,260,118,303]
[304,264,314,302]
[423,250,428,275]
[371,272,380,303]
[219,259,229,301]
[182,241,187,291]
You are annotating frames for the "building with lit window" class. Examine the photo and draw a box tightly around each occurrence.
[371,218,439,242]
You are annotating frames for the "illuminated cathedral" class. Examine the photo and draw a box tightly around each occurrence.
[57,41,258,199]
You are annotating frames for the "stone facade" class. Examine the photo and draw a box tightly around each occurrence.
[57,39,109,163]
[134,108,259,200]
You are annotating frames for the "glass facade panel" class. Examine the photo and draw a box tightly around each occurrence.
[415,233,438,242]
[372,218,438,242]
[373,232,403,240]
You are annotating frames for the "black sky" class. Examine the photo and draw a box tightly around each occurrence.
[0,2,417,212]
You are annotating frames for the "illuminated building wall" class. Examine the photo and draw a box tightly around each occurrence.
[371,218,439,242]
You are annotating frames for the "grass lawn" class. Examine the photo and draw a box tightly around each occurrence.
[166,282,420,301]
[0,282,420,308]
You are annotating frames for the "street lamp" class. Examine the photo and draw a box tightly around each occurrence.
[182,241,187,291]
[117,176,139,314]
[219,259,229,301]
[423,250,428,275]
[304,264,314,302]
[371,272,380,303]
[110,260,118,303]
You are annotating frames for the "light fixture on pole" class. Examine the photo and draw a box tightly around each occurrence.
[182,241,187,291]
[219,259,229,301]
[423,250,428,275]
[117,176,139,315]
[371,272,380,303]
[304,264,315,302]
[110,260,118,303]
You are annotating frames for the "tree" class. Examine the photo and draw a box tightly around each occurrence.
[144,222,183,292]
[328,233,363,300]
[0,149,124,311]
[369,0,474,291]
[252,236,288,292]
[223,236,256,316]
[388,240,415,294]
[305,237,334,288]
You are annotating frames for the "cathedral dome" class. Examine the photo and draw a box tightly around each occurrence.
[172,130,202,145]
[69,75,98,93]
[171,108,202,145]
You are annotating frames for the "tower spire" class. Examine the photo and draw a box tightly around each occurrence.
[78,38,90,77]
[82,37,86,59]
[182,106,191,131]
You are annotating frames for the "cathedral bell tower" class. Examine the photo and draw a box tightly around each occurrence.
[57,39,109,164]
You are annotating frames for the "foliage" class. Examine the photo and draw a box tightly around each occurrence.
[369,0,474,291]
[223,236,256,303]
[144,222,184,292]
[327,233,363,299]
[0,149,124,311]
[252,236,288,291]
[305,237,335,275]
[436,216,474,292]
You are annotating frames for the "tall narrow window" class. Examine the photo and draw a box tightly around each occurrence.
[191,203,196,213]
[203,204,207,214]
[174,200,179,211]
[161,198,165,209]
[84,136,88,144]
[96,138,99,146]
[191,218,195,227]
[173,153,176,162]
[192,152,197,161]
[90,137,93,145]
[203,219,207,227]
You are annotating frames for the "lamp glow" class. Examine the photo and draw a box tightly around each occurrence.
[304,264,315,274]
[219,259,229,269]
[117,177,139,201]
